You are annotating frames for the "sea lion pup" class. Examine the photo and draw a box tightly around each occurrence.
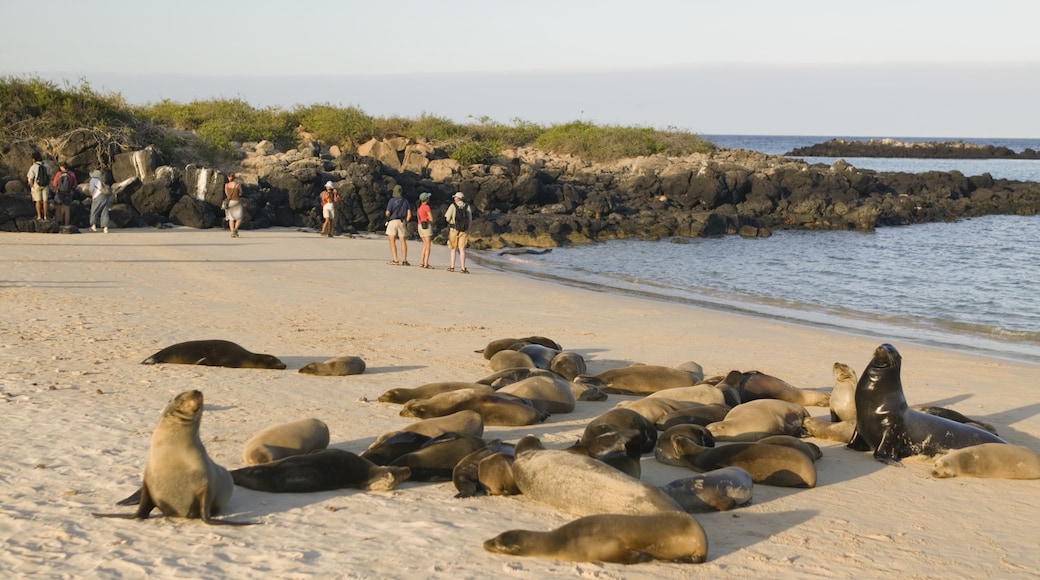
[671,436,818,488]
[479,451,520,496]
[360,431,433,465]
[512,436,684,516]
[913,405,999,435]
[478,336,562,360]
[141,339,286,370]
[298,355,366,376]
[549,351,587,381]
[93,390,250,525]
[230,448,410,492]
[489,349,536,371]
[848,343,1007,465]
[452,440,516,497]
[476,367,560,389]
[368,410,485,449]
[242,418,330,465]
[646,384,726,405]
[401,389,550,426]
[931,444,1040,480]
[830,362,858,421]
[483,512,708,564]
[654,424,715,467]
[389,432,488,481]
[739,370,831,407]
[581,408,658,454]
[518,343,561,369]
[575,364,696,395]
[497,374,577,413]
[658,466,754,512]
[378,382,492,404]
[655,403,732,431]
[706,399,810,442]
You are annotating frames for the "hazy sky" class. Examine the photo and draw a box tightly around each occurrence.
[3,0,1038,137]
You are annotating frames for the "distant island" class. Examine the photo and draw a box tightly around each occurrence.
[786,138,1040,160]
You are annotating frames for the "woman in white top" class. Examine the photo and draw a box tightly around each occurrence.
[87,169,111,233]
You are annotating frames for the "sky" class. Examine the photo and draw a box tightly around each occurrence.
[3,0,1039,138]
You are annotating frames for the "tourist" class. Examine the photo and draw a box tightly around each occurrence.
[320,181,339,237]
[87,170,111,233]
[444,191,472,273]
[224,172,243,238]
[26,152,49,220]
[384,185,411,265]
[416,192,435,268]
[51,162,77,227]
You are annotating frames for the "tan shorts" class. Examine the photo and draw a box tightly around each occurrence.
[418,222,433,238]
[31,185,48,202]
[385,219,408,238]
[322,202,335,219]
[448,229,469,250]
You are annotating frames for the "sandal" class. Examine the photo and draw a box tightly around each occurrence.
[423,264,434,269]
[460,268,470,274]
[388,261,399,266]
[401,261,410,266]
[447,268,454,272]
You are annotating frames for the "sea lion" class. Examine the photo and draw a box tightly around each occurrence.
[241,417,330,465]
[360,431,433,465]
[581,408,658,454]
[478,336,562,360]
[646,384,726,405]
[518,343,560,369]
[298,355,366,376]
[496,247,553,256]
[739,370,830,407]
[478,451,520,496]
[476,367,559,388]
[803,416,857,444]
[658,466,754,512]
[549,351,587,381]
[913,405,999,435]
[615,397,703,425]
[388,432,487,481]
[654,424,715,467]
[511,435,683,516]
[483,512,708,564]
[368,410,485,449]
[671,435,818,488]
[568,428,644,479]
[576,364,696,395]
[378,382,492,404]
[452,439,516,497]
[709,371,743,407]
[848,343,1007,465]
[931,444,1040,479]
[401,389,549,426]
[141,339,286,369]
[93,390,250,525]
[706,399,810,442]
[655,403,732,431]
[674,361,706,383]
[230,448,410,492]
[829,362,858,421]
[497,374,576,413]
[489,349,536,371]
[756,434,823,461]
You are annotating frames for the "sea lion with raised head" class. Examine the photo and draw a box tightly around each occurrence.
[848,343,1007,465]
[829,362,858,421]
[141,339,286,369]
[242,417,330,465]
[93,390,251,525]
[230,448,410,492]
[483,512,708,564]
[298,355,366,376]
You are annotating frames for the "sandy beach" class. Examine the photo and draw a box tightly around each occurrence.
[2,226,1038,579]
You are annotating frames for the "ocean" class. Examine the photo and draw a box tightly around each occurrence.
[477,135,1040,365]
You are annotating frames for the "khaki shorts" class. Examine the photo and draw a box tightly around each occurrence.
[31,185,48,202]
[385,218,408,238]
[322,202,335,219]
[448,229,469,250]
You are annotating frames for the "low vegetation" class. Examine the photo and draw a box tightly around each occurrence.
[1,76,715,167]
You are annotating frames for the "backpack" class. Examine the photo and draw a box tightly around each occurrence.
[56,171,72,195]
[34,162,49,188]
[453,202,470,232]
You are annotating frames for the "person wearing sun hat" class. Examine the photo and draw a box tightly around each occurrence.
[87,169,111,233]
[416,191,435,268]
[384,185,412,265]
[444,191,473,273]
[320,180,339,237]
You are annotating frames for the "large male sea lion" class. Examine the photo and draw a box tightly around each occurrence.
[141,339,286,369]
[483,512,708,564]
[848,343,1007,465]
[298,355,366,376]
[242,417,330,465]
[93,390,250,525]
[576,364,696,395]
[931,444,1040,479]
[230,448,410,492]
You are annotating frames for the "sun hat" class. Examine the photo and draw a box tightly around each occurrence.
[453,192,464,199]
[419,192,431,201]
[325,181,334,188]
[392,185,403,197]
[89,170,102,179]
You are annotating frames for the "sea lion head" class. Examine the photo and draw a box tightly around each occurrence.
[164,389,203,425]
[249,354,287,370]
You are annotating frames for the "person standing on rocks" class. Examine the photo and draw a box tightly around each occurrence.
[51,162,77,227]
[224,172,243,238]
[416,192,435,268]
[444,191,472,273]
[320,181,339,237]
[26,152,49,221]
[384,185,411,265]
[87,170,111,233]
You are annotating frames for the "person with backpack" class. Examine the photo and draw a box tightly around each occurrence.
[444,191,473,274]
[87,169,111,233]
[26,152,49,220]
[51,162,77,226]
[384,185,412,265]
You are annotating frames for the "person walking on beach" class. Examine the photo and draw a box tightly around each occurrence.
[320,181,339,238]
[26,152,49,220]
[51,162,77,227]
[224,172,243,238]
[385,185,411,265]
[444,191,472,273]
[87,169,111,233]
[416,192,435,269]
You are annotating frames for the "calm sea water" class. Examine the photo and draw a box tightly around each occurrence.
[478,136,1040,365]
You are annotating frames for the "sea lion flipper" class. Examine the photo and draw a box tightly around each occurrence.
[131,484,157,519]
[197,489,257,526]
[115,487,143,506]
[845,429,871,452]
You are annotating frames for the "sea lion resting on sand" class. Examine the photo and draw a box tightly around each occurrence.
[242,417,330,465]
[231,448,410,492]
[141,339,286,370]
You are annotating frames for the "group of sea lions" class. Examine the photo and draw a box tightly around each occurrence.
[97,337,1040,565]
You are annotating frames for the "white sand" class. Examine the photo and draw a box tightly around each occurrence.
[1,227,1038,578]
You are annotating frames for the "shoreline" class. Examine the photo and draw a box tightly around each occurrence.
[2,227,1038,578]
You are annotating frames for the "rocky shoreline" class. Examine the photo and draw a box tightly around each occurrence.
[2,131,1039,248]
[787,138,1040,160]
